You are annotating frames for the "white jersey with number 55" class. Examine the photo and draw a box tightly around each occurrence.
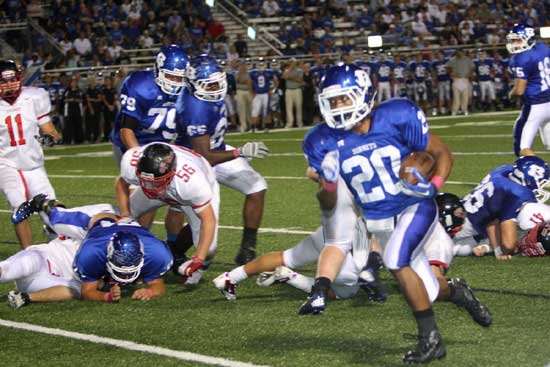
[0,87,51,170]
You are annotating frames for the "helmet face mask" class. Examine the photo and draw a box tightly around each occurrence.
[0,61,23,104]
[318,65,374,130]
[154,45,188,95]
[137,144,177,199]
[506,24,536,54]
[187,56,227,102]
[106,231,145,284]
[436,192,465,237]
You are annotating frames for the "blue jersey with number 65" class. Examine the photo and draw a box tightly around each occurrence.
[305,98,430,219]
[509,42,550,105]
[175,92,228,151]
[110,71,178,151]
[463,165,537,235]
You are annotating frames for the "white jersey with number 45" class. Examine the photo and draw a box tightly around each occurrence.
[0,87,51,170]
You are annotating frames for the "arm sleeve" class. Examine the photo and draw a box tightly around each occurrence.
[120,113,140,130]
[33,88,52,125]
[120,147,142,185]
[396,101,430,151]
[73,248,104,282]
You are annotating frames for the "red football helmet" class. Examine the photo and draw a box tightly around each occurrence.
[0,60,23,104]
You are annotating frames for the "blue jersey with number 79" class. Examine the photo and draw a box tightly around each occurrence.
[110,71,178,151]
[304,98,430,219]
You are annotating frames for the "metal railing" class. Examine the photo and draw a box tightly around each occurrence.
[27,17,64,55]
[216,0,284,55]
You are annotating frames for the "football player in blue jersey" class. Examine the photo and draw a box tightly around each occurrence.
[110,45,188,162]
[432,51,451,115]
[376,52,393,103]
[474,50,496,111]
[507,24,550,157]
[451,156,550,259]
[175,55,269,266]
[410,53,431,112]
[110,45,188,263]
[307,63,453,363]
[10,195,173,305]
[249,57,279,131]
[392,53,409,98]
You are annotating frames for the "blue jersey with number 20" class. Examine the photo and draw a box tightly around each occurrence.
[303,98,430,219]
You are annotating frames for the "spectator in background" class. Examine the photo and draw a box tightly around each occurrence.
[207,17,225,42]
[139,30,154,48]
[234,34,248,58]
[447,49,475,116]
[107,40,123,63]
[235,62,252,132]
[189,18,204,41]
[262,0,280,17]
[100,76,116,142]
[301,62,315,126]
[228,45,239,63]
[59,33,73,54]
[63,78,84,144]
[283,58,304,129]
[85,76,102,143]
[73,31,91,57]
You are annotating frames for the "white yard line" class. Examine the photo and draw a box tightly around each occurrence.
[0,319,270,367]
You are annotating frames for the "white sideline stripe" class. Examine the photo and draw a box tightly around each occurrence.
[0,319,270,367]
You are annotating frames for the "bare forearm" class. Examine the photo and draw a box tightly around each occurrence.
[115,177,131,217]
[120,128,139,149]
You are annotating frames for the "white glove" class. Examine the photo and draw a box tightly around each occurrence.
[237,142,269,159]
[321,150,339,183]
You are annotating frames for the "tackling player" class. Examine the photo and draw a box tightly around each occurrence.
[309,63,453,363]
[175,55,269,266]
[115,142,218,285]
[0,60,60,248]
[507,24,550,157]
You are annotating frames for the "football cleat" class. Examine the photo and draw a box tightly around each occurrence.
[7,291,30,309]
[213,272,237,301]
[11,194,48,224]
[403,329,446,364]
[449,278,492,327]
[256,266,293,287]
[298,291,327,315]
[358,267,387,303]
[234,246,256,265]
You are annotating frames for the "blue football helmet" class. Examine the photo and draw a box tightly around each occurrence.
[154,45,189,95]
[186,55,227,102]
[509,156,550,200]
[506,24,536,54]
[318,63,374,130]
[106,231,145,284]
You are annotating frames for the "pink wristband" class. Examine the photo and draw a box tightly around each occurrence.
[232,148,240,158]
[431,175,445,191]
[104,292,113,303]
[322,181,338,192]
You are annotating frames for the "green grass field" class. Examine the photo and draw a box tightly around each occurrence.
[1,111,550,367]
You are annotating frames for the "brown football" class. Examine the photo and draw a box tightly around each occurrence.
[399,151,436,184]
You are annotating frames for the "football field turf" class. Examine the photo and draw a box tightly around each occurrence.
[1,111,550,367]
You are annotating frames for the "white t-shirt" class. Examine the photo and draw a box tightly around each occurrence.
[0,87,51,170]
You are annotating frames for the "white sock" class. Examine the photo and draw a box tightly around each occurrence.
[453,244,473,256]
[287,272,314,293]
[228,266,248,284]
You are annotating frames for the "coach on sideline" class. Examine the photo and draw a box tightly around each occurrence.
[447,49,475,116]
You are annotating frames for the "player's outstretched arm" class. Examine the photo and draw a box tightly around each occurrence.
[115,176,131,217]
[499,219,517,259]
[132,278,165,301]
[194,204,216,261]
[39,120,60,143]
[191,135,236,166]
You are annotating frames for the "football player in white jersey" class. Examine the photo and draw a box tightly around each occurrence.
[116,142,219,285]
[0,60,59,248]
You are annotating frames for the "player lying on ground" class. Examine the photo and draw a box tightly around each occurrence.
[9,195,173,306]
[438,157,550,259]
